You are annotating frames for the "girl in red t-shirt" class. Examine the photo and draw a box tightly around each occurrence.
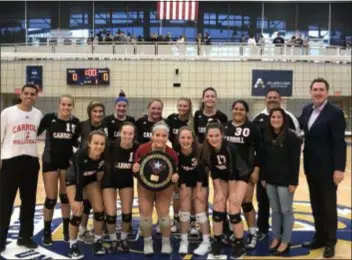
[132,121,179,256]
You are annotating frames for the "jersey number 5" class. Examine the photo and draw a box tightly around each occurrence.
[66,123,76,133]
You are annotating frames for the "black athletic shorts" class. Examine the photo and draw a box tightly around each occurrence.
[197,168,209,188]
[102,172,134,190]
[179,172,198,188]
[42,153,70,173]
[65,173,98,188]
[210,170,250,183]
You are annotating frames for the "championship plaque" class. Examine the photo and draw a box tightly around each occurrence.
[138,150,176,191]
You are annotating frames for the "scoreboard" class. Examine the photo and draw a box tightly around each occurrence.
[67,68,110,85]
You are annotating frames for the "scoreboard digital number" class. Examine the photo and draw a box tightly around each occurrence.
[67,68,110,85]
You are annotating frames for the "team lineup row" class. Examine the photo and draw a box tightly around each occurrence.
[1,80,345,259]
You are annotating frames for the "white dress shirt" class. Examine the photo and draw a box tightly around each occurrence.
[308,100,328,130]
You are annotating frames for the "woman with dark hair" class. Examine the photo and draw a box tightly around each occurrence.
[65,130,107,259]
[175,126,210,256]
[193,87,228,237]
[194,87,228,144]
[224,100,261,250]
[258,107,301,255]
[79,101,109,147]
[202,122,250,259]
[77,101,108,244]
[102,122,139,253]
[104,90,135,141]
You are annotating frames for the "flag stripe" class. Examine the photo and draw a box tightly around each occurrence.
[165,1,170,20]
[157,0,198,21]
[172,1,177,20]
[179,0,183,20]
[195,1,198,20]
[190,0,195,20]
[185,0,189,21]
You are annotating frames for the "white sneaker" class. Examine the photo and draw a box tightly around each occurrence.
[171,221,179,233]
[190,227,199,235]
[143,239,154,255]
[194,241,211,256]
[178,240,188,254]
[161,239,172,254]
[245,234,257,250]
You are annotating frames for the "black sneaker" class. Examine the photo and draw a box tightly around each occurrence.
[256,231,268,241]
[42,233,53,246]
[17,237,38,249]
[93,239,105,255]
[63,232,69,243]
[110,240,118,254]
[118,239,129,252]
[231,244,246,259]
[245,234,257,250]
[211,238,223,256]
[68,243,84,259]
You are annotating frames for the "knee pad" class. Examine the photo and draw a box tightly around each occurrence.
[70,215,82,226]
[229,213,242,225]
[196,212,208,224]
[106,214,117,225]
[242,202,254,213]
[159,216,171,229]
[83,200,91,215]
[93,211,105,222]
[173,192,180,200]
[59,193,69,204]
[122,213,132,223]
[212,211,226,222]
[44,198,57,210]
[140,217,153,231]
[179,211,191,222]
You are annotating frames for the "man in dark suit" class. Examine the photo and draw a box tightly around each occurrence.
[299,78,346,258]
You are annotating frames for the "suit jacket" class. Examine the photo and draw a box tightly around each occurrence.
[299,101,346,181]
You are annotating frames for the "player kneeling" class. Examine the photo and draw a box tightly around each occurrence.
[65,131,106,259]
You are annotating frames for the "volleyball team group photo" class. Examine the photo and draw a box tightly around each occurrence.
[1,79,349,259]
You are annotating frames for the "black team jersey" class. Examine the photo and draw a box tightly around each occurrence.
[194,110,228,144]
[104,139,139,183]
[135,115,163,144]
[78,120,109,148]
[224,120,261,172]
[38,113,80,158]
[174,144,204,186]
[67,148,104,201]
[103,114,135,141]
[166,113,189,146]
[207,140,249,181]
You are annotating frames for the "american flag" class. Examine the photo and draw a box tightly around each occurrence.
[157,0,199,21]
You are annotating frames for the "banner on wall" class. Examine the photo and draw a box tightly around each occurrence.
[26,65,43,92]
[252,70,293,97]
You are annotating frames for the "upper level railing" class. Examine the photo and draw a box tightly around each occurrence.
[1,42,351,63]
